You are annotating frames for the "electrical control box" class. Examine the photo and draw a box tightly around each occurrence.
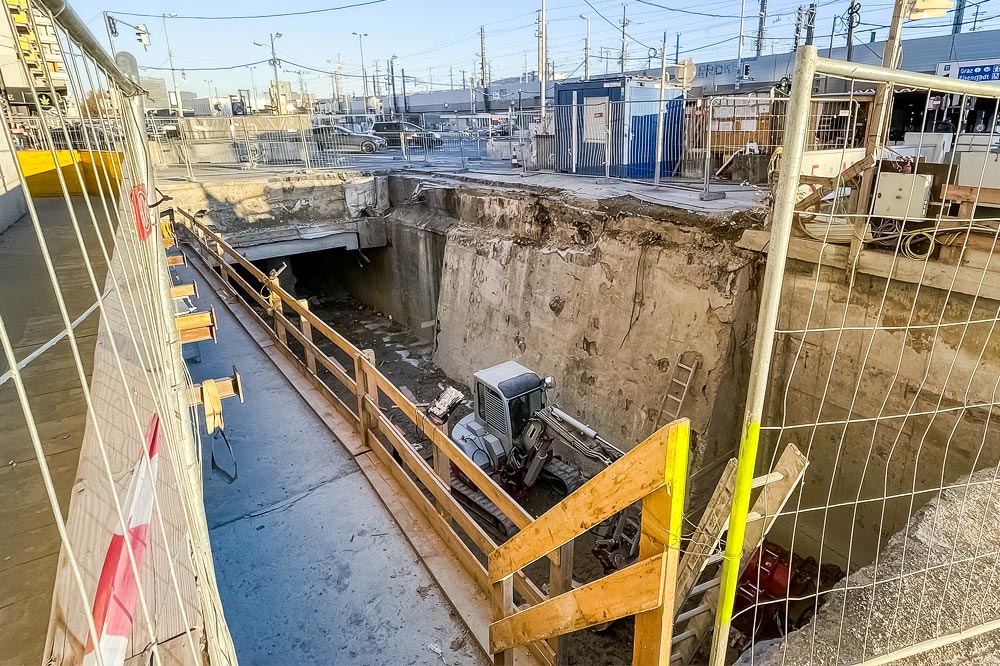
[873,172,933,220]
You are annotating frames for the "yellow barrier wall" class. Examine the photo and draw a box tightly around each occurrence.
[17,149,124,197]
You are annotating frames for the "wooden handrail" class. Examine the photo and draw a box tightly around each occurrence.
[488,422,683,583]
[174,209,563,665]
[489,419,690,666]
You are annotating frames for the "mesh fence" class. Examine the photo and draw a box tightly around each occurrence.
[704,45,1000,666]
[0,2,234,664]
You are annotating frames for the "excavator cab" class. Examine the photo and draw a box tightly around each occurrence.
[453,361,551,468]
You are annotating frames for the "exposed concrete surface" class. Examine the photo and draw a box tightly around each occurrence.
[161,173,389,257]
[178,264,485,666]
[739,469,1000,666]
[400,175,763,483]
[763,259,1000,566]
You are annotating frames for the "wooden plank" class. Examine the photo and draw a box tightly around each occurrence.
[488,421,684,583]
[633,418,689,666]
[177,216,360,359]
[548,542,575,666]
[273,309,355,391]
[673,444,807,664]
[369,400,548,610]
[941,183,1000,207]
[492,576,516,666]
[737,229,1000,302]
[297,299,317,375]
[166,254,186,267]
[490,553,666,653]
[170,283,197,299]
[361,355,544,546]
[369,402,499,559]
[674,459,736,606]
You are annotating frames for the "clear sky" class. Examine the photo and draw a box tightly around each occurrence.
[69,0,996,100]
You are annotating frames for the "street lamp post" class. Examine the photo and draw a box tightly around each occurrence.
[353,31,369,112]
[249,66,259,114]
[162,13,183,118]
[580,15,590,81]
[254,33,283,115]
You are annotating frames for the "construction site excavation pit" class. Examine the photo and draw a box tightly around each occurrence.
[163,171,1000,664]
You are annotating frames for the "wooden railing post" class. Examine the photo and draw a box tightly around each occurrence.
[297,298,316,375]
[355,349,376,447]
[491,577,514,666]
[548,541,575,666]
[632,421,689,666]
[265,272,287,346]
[432,441,452,520]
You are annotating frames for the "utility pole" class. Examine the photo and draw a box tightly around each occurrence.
[461,69,466,89]
[952,0,967,33]
[675,32,680,64]
[337,61,345,113]
[523,51,528,82]
[162,13,184,118]
[389,58,398,116]
[374,60,381,96]
[580,14,591,81]
[736,0,747,90]
[401,68,408,114]
[620,3,628,73]
[469,62,476,113]
[805,3,817,44]
[450,65,454,89]
[794,6,804,50]
[754,0,767,57]
[480,26,490,113]
[269,32,282,115]
[353,31,369,111]
[846,1,860,62]
[538,1,546,119]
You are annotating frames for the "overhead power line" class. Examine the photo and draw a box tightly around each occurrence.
[109,0,388,21]
[634,0,744,20]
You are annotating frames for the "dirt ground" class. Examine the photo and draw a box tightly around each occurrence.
[295,277,637,665]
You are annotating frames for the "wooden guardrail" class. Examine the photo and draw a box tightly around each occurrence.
[489,418,690,666]
[175,210,692,666]
[174,209,556,665]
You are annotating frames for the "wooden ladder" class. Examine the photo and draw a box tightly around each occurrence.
[670,443,809,664]
[659,352,701,427]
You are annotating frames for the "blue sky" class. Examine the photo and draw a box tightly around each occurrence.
[70,0,996,99]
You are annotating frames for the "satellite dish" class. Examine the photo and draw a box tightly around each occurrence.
[675,60,697,86]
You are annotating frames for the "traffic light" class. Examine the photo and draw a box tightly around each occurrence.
[106,14,118,37]
[743,63,751,78]
[136,24,149,49]
[907,0,953,19]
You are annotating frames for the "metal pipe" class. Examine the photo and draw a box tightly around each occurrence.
[707,44,819,666]
[38,0,142,95]
[815,54,1000,99]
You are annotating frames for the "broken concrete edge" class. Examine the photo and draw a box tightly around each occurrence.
[181,246,506,664]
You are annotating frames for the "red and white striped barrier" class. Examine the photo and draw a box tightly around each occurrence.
[84,414,161,666]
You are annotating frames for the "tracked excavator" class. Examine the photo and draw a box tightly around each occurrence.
[440,360,640,572]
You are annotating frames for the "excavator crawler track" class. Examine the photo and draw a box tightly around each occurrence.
[450,477,519,539]
[540,457,585,494]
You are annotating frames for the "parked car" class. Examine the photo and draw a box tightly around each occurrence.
[311,125,386,153]
[370,121,443,148]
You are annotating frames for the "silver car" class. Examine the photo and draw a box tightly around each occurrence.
[311,125,387,153]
